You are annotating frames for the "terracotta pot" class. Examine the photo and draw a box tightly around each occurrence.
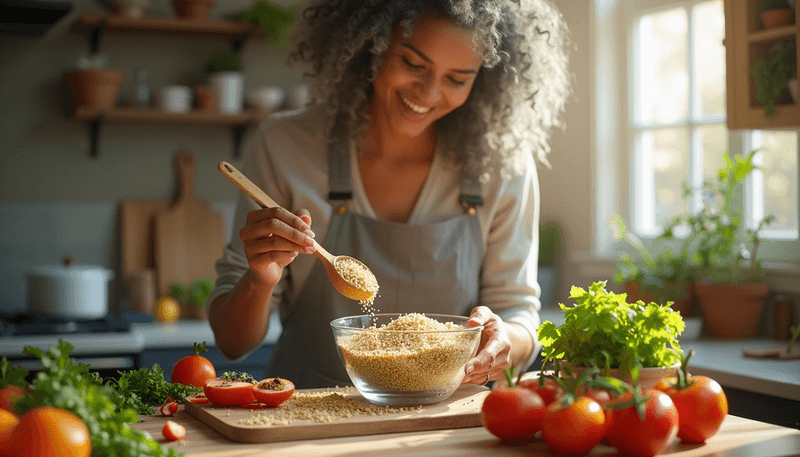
[195,84,217,111]
[760,9,795,29]
[624,280,695,317]
[695,281,769,338]
[173,0,215,20]
[180,302,206,320]
[63,69,125,110]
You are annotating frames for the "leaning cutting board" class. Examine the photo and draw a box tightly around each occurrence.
[153,150,225,297]
[185,384,489,444]
[120,199,169,281]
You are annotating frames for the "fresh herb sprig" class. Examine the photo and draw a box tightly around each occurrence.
[6,340,180,457]
[108,364,202,414]
[538,281,684,383]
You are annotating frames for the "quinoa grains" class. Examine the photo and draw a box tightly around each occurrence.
[238,388,418,426]
[334,257,379,300]
[337,313,479,392]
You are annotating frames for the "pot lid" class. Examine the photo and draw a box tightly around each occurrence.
[28,256,113,280]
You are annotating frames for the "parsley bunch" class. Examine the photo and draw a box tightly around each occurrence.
[538,281,684,383]
[109,364,202,415]
[4,340,180,457]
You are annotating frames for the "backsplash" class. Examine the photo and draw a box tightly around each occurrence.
[0,201,236,315]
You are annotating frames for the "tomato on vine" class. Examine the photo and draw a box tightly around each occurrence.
[480,368,546,441]
[655,349,728,444]
[605,388,679,457]
[540,368,608,454]
[171,341,217,388]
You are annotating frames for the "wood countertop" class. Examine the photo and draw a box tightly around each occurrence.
[133,405,800,457]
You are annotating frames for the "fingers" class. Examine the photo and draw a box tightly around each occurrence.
[463,306,512,384]
[241,208,316,253]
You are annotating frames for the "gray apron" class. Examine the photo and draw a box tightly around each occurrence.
[266,147,484,388]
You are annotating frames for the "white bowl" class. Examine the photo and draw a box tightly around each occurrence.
[247,86,285,111]
[158,85,192,113]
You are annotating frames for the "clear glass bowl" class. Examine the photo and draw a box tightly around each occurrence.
[330,313,482,407]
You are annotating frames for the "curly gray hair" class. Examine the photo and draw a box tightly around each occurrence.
[289,0,572,179]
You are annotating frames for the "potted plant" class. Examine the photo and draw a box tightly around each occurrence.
[610,214,696,317]
[205,49,243,113]
[759,0,795,29]
[63,54,125,111]
[537,281,685,389]
[173,0,216,20]
[228,0,297,46]
[169,279,214,320]
[662,151,775,338]
[538,220,563,309]
[750,41,797,118]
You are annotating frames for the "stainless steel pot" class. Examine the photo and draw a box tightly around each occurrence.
[27,257,114,319]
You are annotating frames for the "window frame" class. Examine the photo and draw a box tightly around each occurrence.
[592,0,800,293]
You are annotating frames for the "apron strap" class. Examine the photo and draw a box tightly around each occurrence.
[328,144,352,212]
[459,167,483,217]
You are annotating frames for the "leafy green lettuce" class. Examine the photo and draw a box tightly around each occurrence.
[538,281,684,382]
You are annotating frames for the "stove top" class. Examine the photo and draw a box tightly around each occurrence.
[0,313,132,338]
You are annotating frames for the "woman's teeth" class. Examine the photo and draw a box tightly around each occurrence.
[401,95,430,114]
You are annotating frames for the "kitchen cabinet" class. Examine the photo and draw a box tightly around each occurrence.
[69,14,267,158]
[724,0,799,129]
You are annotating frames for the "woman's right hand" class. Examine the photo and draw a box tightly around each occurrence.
[239,207,316,285]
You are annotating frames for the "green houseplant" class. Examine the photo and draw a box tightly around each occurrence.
[750,41,797,118]
[169,279,214,320]
[610,214,696,317]
[205,49,243,113]
[759,0,795,29]
[538,281,685,387]
[228,0,297,46]
[660,150,775,338]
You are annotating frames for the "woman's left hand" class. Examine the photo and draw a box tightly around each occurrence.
[462,306,512,385]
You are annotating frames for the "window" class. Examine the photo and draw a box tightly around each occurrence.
[597,0,799,265]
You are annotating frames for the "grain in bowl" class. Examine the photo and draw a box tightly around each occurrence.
[330,313,482,406]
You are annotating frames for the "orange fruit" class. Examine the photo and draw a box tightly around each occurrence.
[0,408,19,443]
[5,406,90,457]
[155,296,181,323]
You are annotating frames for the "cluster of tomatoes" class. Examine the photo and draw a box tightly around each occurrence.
[0,386,91,457]
[161,344,296,442]
[480,352,728,457]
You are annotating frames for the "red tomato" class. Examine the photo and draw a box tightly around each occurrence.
[184,394,210,404]
[518,377,562,406]
[656,375,728,443]
[204,377,257,406]
[480,387,545,441]
[162,420,186,441]
[160,398,178,416]
[542,396,606,454]
[0,386,25,414]
[171,342,217,388]
[605,390,679,457]
[252,378,295,407]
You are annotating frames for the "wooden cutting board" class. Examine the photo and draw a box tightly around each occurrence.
[120,200,170,281]
[184,384,489,444]
[154,150,225,297]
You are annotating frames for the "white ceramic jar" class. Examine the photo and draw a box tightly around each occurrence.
[159,85,192,113]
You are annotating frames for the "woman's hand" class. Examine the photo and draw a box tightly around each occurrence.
[462,306,513,385]
[239,207,316,285]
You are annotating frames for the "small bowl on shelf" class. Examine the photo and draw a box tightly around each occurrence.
[246,86,285,112]
[330,313,482,407]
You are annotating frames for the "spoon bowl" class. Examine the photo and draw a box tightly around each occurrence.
[218,161,378,303]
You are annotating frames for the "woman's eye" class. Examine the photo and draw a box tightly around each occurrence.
[402,57,423,69]
[448,77,467,86]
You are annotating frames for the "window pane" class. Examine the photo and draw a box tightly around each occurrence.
[699,124,728,186]
[760,131,799,237]
[634,128,689,234]
[692,1,726,118]
[634,8,688,125]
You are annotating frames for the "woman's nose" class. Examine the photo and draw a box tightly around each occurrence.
[417,74,442,104]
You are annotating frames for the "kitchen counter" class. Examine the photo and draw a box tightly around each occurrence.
[0,315,283,357]
[133,405,800,457]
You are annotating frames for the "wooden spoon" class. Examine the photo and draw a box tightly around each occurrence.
[218,161,378,303]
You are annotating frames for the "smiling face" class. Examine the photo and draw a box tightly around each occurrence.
[370,15,483,139]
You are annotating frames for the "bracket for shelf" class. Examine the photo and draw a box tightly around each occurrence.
[231,27,257,53]
[88,116,103,158]
[232,122,253,158]
[88,19,107,55]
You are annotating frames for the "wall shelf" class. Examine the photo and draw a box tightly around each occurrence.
[72,107,270,158]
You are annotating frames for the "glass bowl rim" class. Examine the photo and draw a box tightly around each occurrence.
[330,313,484,334]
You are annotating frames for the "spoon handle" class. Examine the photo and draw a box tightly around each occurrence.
[218,161,333,262]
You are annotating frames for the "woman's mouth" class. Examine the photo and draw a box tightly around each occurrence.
[400,94,431,114]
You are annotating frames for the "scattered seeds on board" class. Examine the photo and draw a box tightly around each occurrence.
[238,387,420,426]
[338,313,477,392]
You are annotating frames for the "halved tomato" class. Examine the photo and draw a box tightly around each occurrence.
[252,378,295,407]
[203,376,257,406]
[184,394,210,404]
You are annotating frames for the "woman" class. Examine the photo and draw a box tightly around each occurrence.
[208,0,572,389]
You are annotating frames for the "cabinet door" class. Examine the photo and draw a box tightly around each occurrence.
[140,345,274,382]
[725,0,799,129]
